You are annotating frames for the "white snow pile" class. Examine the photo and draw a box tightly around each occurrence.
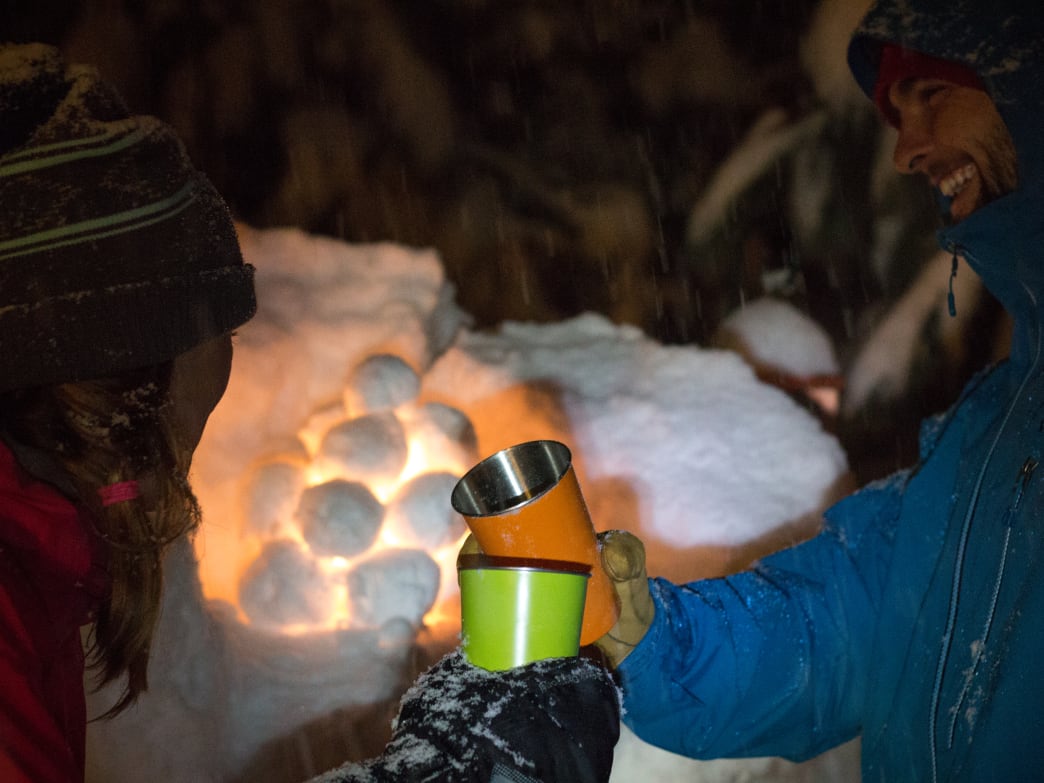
[422,312,848,562]
[85,225,859,782]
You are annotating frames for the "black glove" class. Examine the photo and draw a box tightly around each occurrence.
[313,650,620,783]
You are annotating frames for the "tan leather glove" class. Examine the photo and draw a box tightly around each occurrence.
[457,533,482,562]
[594,530,654,668]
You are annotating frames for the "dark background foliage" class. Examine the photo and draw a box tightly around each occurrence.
[2,0,1004,482]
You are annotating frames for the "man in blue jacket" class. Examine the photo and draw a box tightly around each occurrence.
[596,1,1044,780]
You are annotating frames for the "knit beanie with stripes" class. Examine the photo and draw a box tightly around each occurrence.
[0,43,256,392]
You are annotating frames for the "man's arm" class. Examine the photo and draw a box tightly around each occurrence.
[616,475,903,762]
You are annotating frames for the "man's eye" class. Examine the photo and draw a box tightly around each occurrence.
[920,84,951,104]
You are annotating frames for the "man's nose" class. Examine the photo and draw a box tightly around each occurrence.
[888,82,933,174]
[892,114,933,174]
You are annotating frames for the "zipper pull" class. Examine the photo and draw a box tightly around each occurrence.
[947,250,959,318]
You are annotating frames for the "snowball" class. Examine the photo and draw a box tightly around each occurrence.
[385,471,466,549]
[344,353,420,415]
[316,412,408,483]
[377,617,416,651]
[299,399,349,452]
[400,402,479,472]
[237,539,334,627]
[345,548,441,628]
[715,297,839,378]
[241,459,306,538]
[295,479,384,557]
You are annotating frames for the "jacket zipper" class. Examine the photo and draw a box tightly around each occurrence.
[944,456,1037,747]
[927,248,1039,783]
[928,251,1042,782]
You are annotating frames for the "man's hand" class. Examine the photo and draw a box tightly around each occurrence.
[594,530,654,667]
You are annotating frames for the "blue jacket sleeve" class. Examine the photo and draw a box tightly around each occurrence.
[616,472,905,762]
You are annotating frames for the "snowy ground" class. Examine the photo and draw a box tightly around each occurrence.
[86,226,861,782]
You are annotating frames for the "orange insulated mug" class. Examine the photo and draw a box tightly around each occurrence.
[451,440,619,646]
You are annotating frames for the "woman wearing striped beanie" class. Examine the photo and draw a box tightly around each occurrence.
[0,41,256,781]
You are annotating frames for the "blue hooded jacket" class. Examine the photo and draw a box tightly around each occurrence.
[617,2,1044,780]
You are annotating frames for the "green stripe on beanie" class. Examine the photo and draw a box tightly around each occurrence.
[0,43,256,392]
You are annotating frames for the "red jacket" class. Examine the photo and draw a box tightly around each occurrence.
[0,441,106,782]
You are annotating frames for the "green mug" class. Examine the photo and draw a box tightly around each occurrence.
[458,556,590,671]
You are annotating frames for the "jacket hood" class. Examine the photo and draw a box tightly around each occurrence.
[848,0,1044,183]
[847,0,1044,346]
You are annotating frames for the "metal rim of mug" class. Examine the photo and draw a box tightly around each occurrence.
[450,439,572,517]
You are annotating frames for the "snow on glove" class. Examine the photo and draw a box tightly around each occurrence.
[311,650,620,783]
[594,530,655,668]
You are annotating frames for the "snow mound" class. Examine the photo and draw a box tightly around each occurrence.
[423,312,848,560]
[90,228,856,783]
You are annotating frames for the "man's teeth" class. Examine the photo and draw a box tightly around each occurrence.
[939,164,976,198]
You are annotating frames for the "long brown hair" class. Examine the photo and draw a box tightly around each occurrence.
[0,362,201,715]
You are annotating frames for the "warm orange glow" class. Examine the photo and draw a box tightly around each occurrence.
[197,385,475,640]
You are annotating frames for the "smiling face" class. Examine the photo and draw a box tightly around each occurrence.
[888,78,1018,223]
